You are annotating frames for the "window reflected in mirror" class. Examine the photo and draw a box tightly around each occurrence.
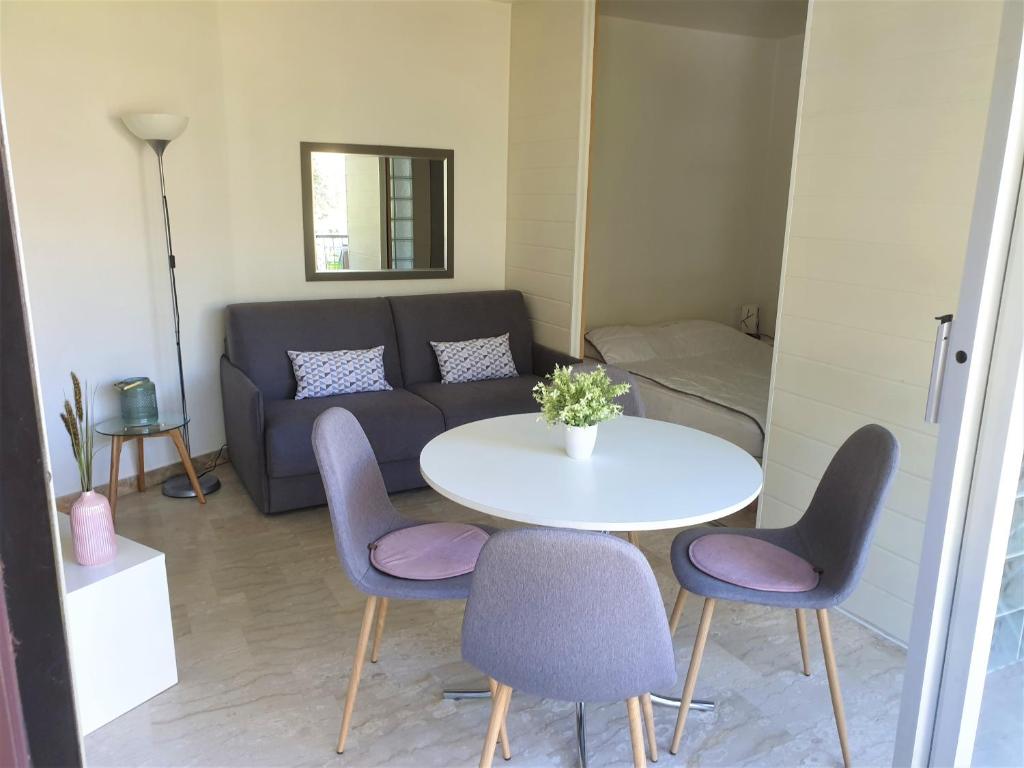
[301,143,453,281]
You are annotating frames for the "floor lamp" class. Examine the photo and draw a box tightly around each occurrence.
[121,112,221,499]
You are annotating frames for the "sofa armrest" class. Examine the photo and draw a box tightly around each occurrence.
[220,355,269,514]
[532,342,581,377]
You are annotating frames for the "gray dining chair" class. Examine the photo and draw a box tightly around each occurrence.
[666,424,898,767]
[311,407,506,756]
[462,528,677,768]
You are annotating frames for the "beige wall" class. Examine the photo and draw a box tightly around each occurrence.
[585,16,803,334]
[2,0,512,496]
[762,0,1003,643]
[505,0,593,354]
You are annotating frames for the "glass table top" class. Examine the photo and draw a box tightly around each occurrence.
[95,413,188,437]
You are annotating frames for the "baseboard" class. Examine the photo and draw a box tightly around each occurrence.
[54,448,228,512]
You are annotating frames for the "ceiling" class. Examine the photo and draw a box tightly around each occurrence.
[599,0,808,39]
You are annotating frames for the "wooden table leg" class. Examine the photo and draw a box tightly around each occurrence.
[136,437,146,492]
[168,428,206,504]
[108,435,124,522]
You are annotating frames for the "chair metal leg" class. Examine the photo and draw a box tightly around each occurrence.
[337,595,377,753]
[576,702,588,768]
[817,609,851,768]
[626,697,647,768]
[668,588,688,637]
[370,597,389,663]
[480,683,512,768]
[488,678,511,760]
[640,693,658,762]
[795,609,812,676]
[670,598,716,756]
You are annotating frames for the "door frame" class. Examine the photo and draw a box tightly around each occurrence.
[894,4,1024,764]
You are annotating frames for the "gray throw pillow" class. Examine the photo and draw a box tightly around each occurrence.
[287,347,392,399]
[430,333,519,384]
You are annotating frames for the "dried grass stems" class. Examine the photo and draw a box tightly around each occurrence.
[60,371,95,492]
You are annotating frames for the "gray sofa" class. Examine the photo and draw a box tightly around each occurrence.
[220,290,578,514]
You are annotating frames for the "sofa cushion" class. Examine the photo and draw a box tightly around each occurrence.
[264,389,444,478]
[431,333,518,384]
[390,291,534,386]
[226,298,403,400]
[409,375,542,429]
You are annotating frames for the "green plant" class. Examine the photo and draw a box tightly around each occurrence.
[532,365,631,428]
[59,372,95,492]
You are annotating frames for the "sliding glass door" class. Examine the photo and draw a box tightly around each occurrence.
[895,5,1024,763]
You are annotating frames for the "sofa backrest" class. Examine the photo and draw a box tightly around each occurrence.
[225,298,403,400]
[389,290,534,386]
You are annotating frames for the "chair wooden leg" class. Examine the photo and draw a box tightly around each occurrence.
[626,696,646,768]
[336,596,377,754]
[488,678,511,760]
[670,597,716,756]
[796,609,812,676]
[817,609,851,768]
[640,692,658,762]
[627,531,640,547]
[480,683,512,768]
[370,597,389,663]
[668,588,688,637]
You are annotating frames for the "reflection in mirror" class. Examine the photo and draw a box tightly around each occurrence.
[301,143,453,281]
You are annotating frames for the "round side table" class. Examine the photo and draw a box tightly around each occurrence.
[95,414,206,521]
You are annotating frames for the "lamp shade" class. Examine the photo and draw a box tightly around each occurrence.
[121,113,189,142]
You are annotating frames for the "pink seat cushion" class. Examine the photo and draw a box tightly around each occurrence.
[688,534,820,593]
[370,523,489,580]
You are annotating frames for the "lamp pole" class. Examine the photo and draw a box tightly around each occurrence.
[153,142,190,454]
[122,113,220,499]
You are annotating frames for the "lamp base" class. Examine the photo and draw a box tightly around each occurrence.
[162,472,221,499]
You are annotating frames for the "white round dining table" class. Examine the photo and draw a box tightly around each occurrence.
[420,413,764,768]
[420,413,763,531]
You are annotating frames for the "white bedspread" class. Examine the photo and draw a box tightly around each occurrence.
[586,320,772,433]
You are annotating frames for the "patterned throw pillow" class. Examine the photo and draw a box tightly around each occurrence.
[287,347,392,399]
[430,333,519,384]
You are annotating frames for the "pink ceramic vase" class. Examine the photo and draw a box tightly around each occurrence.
[69,490,117,566]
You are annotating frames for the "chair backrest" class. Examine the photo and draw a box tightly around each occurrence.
[574,361,645,417]
[794,424,899,602]
[462,528,676,702]
[312,407,409,591]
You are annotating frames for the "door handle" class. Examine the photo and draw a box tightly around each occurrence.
[925,314,953,423]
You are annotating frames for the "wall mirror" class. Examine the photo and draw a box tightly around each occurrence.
[300,142,454,281]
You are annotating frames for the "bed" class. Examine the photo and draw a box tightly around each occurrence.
[585,320,772,458]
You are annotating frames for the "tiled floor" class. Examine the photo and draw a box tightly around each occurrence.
[85,465,906,767]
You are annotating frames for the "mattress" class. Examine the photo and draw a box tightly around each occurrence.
[632,376,764,458]
[585,320,770,458]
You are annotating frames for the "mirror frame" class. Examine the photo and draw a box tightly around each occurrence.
[300,142,455,281]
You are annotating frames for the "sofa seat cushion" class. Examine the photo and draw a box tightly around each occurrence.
[409,375,542,429]
[264,389,444,478]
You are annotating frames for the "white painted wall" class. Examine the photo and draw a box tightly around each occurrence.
[505,0,593,354]
[2,0,512,496]
[762,0,1003,643]
[585,17,803,334]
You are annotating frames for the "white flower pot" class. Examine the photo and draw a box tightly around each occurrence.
[564,424,598,460]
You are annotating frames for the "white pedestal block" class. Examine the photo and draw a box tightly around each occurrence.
[58,513,178,734]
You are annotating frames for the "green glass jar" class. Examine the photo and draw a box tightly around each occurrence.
[115,377,159,427]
